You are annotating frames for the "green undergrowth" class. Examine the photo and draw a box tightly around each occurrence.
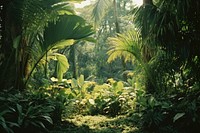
[50,115,139,133]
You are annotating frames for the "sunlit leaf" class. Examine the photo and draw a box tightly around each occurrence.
[55,53,70,82]
[51,39,75,50]
[89,99,95,105]
[78,75,84,87]
[71,78,78,88]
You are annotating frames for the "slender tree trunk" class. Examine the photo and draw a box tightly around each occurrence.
[143,0,153,5]
[69,44,77,79]
[142,0,155,93]
[113,0,127,78]
[45,51,48,78]
[113,0,120,33]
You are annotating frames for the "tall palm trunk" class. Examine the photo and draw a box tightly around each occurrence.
[113,0,120,33]
[142,0,156,93]
[113,0,127,76]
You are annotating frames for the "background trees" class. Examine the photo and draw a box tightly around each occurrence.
[75,0,137,82]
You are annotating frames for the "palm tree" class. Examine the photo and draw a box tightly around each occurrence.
[92,0,136,79]
[107,30,159,92]
[92,0,123,33]
[132,0,200,93]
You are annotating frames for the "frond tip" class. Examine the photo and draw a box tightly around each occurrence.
[107,31,142,63]
[92,0,112,25]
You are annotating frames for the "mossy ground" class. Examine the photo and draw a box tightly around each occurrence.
[51,115,139,133]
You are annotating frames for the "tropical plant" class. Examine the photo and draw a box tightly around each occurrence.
[27,14,94,84]
[0,91,56,132]
[132,0,200,94]
[0,0,94,91]
[0,109,13,133]
[107,31,142,63]
[107,30,160,94]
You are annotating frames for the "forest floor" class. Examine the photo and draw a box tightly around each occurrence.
[51,115,139,133]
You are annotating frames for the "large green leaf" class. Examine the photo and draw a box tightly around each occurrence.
[26,14,94,84]
[54,53,70,82]
[43,14,94,47]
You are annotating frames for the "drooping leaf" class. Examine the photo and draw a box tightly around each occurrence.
[41,116,53,124]
[55,53,70,82]
[26,14,94,84]
[173,113,185,122]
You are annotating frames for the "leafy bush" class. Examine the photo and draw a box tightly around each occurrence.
[0,91,57,133]
[133,87,200,133]
[30,85,70,123]
[50,75,136,117]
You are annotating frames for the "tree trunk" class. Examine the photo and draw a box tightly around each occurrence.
[113,0,120,33]
[69,44,77,79]
[143,0,153,5]
[0,1,25,90]
[0,0,28,90]
[113,0,127,78]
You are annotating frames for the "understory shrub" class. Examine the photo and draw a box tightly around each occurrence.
[49,75,136,117]
[134,88,200,133]
[0,88,68,133]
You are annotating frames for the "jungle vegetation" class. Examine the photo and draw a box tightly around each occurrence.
[0,0,200,133]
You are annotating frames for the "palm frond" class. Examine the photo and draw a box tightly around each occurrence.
[92,0,113,25]
[26,14,94,84]
[22,0,76,36]
[43,15,94,46]
[132,0,199,57]
[107,31,142,63]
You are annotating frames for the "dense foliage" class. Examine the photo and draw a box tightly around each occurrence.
[0,0,200,133]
